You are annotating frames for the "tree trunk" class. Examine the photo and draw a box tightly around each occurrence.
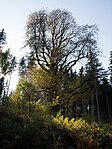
[106,90,112,122]
[95,78,100,122]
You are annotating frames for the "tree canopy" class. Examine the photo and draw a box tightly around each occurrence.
[25,9,98,74]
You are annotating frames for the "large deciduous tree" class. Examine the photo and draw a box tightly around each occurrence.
[23,9,100,112]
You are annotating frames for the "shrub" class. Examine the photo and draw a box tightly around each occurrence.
[53,115,112,148]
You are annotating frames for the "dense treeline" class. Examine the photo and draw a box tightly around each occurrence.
[0,9,112,148]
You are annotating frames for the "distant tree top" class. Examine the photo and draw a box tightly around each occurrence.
[0,29,6,45]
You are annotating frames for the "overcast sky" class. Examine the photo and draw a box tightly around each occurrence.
[0,0,112,90]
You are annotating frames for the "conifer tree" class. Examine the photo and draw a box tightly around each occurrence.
[109,50,112,86]
[85,49,104,121]
[0,29,16,103]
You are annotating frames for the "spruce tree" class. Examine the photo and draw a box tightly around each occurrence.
[108,50,112,86]
[0,29,16,104]
[85,49,104,121]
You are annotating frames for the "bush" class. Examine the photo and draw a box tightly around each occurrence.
[53,115,112,148]
[0,102,112,149]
